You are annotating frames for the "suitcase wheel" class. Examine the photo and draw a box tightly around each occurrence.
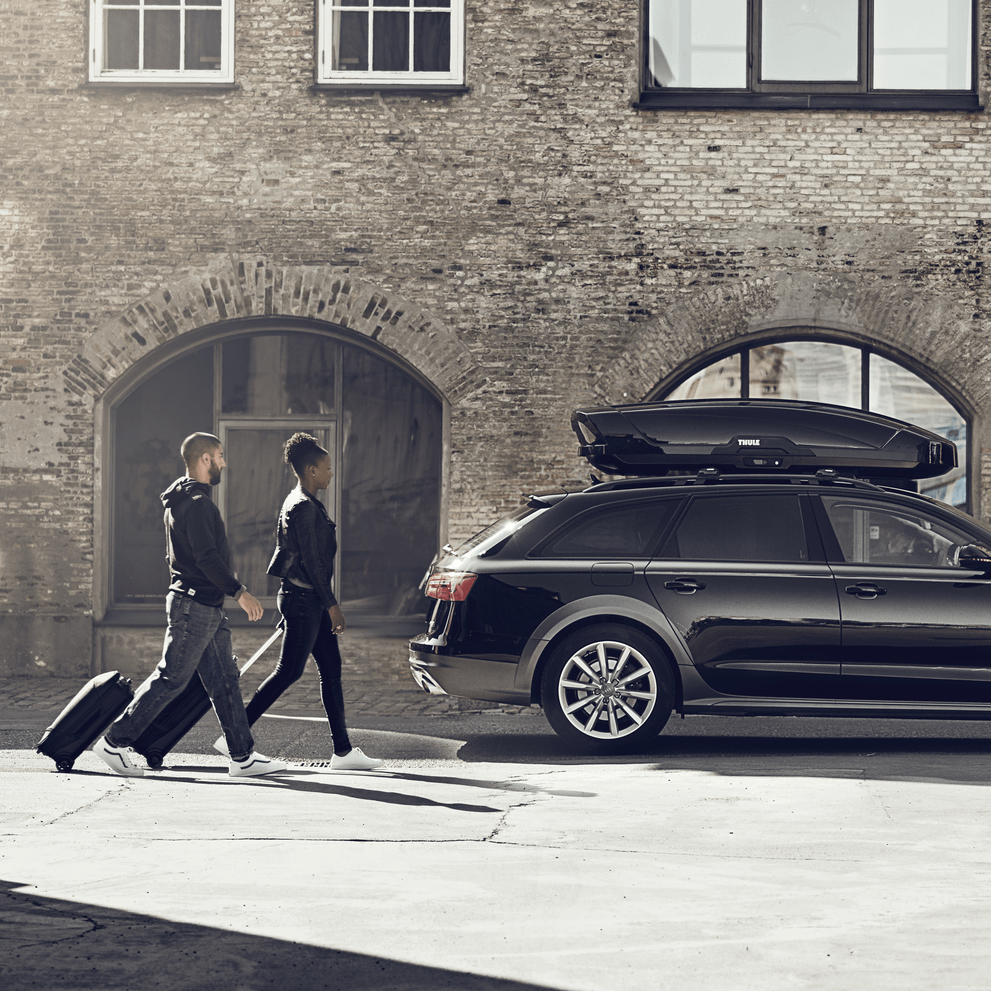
[54,755,75,772]
[145,752,164,770]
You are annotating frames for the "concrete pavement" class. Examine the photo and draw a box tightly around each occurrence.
[4,629,991,989]
[4,743,991,990]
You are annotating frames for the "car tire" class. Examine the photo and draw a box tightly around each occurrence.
[540,624,675,754]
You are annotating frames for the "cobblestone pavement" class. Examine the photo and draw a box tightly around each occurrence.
[0,629,535,719]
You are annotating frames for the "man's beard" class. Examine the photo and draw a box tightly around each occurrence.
[208,461,223,486]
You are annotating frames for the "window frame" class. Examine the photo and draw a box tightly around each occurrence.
[638,0,982,110]
[88,0,235,86]
[315,0,466,89]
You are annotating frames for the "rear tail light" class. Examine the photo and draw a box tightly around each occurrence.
[425,571,478,601]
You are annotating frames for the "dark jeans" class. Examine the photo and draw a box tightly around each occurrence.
[245,582,352,754]
[107,592,254,761]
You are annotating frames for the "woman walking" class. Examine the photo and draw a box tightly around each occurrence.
[215,432,383,770]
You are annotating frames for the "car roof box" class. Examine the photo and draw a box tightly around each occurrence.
[571,399,957,479]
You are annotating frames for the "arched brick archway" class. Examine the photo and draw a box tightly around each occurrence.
[62,254,482,404]
[590,273,991,522]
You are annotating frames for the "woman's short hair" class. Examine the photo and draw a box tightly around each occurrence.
[284,432,328,476]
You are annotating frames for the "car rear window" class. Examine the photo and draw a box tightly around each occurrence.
[535,500,678,558]
[660,493,809,563]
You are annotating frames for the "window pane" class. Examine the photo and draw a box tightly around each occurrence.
[666,354,741,400]
[413,12,450,72]
[185,9,222,71]
[342,347,441,615]
[222,335,337,416]
[761,0,858,82]
[870,354,967,507]
[748,341,861,405]
[873,0,971,90]
[648,0,746,88]
[113,350,214,603]
[105,9,139,69]
[224,428,304,598]
[145,10,181,70]
[373,11,409,71]
[820,497,972,568]
[664,494,808,562]
[541,502,676,558]
[334,11,369,70]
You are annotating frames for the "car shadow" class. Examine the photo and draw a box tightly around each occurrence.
[455,721,991,785]
[0,880,558,991]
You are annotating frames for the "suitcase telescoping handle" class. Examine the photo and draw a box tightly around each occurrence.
[237,617,286,677]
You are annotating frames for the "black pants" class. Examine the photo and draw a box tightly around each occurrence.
[244,582,351,754]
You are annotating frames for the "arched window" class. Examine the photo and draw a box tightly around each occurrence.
[658,340,968,509]
[109,327,442,619]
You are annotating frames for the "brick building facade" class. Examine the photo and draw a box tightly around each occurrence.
[2,1,990,678]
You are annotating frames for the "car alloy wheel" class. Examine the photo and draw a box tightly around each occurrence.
[540,624,675,753]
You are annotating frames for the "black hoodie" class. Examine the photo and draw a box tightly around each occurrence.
[160,477,242,608]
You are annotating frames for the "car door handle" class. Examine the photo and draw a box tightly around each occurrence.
[844,583,887,600]
[664,579,706,594]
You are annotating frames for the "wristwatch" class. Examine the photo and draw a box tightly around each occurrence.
[234,585,248,600]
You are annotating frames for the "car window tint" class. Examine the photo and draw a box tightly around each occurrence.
[538,501,676,558]
[820,495,973,568]
[661,494,808,562]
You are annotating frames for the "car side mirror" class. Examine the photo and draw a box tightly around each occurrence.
[956,544,991,573]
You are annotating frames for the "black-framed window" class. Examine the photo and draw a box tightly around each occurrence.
[640,0,980,110]
[659,339,969,509]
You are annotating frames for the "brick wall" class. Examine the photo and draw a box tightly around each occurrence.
[2,0,991,676]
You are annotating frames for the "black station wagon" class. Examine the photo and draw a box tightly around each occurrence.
[409,401,991,753]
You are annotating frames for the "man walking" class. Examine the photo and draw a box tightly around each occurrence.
[93,432,287,778]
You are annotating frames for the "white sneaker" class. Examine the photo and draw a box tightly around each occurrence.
[213,735,230,757]
[229,752,288,777]
[92,736,145,777]
[330,747,384,771]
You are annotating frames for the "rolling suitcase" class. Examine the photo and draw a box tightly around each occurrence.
[132,620,285,769]
[572,399,958,479]
[36,671,134,772]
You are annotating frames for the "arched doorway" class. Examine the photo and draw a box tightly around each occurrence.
[109,323,442,619]
[655,338,968,509]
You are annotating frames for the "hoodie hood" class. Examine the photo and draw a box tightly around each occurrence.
[161,476,209,511]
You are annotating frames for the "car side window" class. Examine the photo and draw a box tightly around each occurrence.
[820,496,973,568]
[659,493,809,563]
[536,500,677,558]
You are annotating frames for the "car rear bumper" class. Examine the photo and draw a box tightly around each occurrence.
[408,646,531,704]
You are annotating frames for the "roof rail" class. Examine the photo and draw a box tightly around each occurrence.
[586,472,885,493]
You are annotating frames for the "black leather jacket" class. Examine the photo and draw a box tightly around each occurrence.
[267,486,339,611]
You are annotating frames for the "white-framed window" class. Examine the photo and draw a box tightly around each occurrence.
[317,0,465,86]
[89,0,235,84]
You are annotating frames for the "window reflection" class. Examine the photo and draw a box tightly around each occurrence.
[222,335,337,415]
[761,0,859,82]
[873,0,971,90]
[749,341,860,405]
[648,0,747,88]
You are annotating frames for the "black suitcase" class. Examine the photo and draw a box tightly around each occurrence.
[36,671,134,772]
[132,620,285,769]
[572,399,958,479]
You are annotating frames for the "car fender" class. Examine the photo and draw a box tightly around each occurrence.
[513,594,693,697]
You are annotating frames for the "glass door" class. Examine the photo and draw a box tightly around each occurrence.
[218,420,337,605]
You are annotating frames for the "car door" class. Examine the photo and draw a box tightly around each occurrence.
[816,493,991,703]
[645,490,843,698]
